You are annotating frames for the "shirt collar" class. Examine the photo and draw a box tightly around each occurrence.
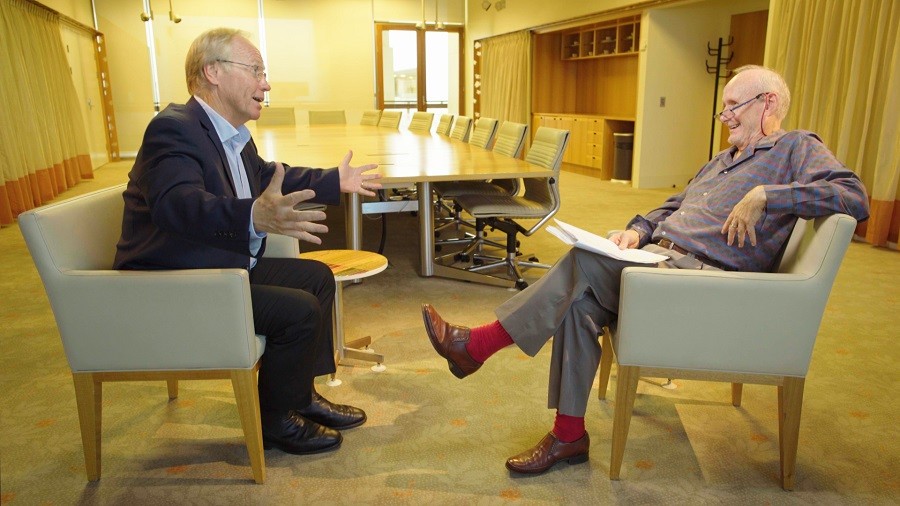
[194,95,251,147]
[728,129,788,160]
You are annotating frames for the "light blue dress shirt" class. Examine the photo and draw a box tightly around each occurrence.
[195,96,266,268]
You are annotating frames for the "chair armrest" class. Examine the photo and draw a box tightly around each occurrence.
[263,234,300,258]
[49,269,262,372]
[614,267,830,376]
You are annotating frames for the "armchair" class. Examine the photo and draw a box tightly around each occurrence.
[597,213,857,489]
[18,184,301,484]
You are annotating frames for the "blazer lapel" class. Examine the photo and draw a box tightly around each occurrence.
[188,97,237,197]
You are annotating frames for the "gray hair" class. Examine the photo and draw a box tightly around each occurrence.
[732,65,792,119]
[185,28,248,95]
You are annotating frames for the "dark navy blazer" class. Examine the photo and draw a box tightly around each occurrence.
[114,97,340,270]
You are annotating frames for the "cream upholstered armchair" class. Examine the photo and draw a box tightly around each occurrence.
[597,213,857,490]
[18,184,301,484]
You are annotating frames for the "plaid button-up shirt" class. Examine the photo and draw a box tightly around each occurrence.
[628,130,870,272]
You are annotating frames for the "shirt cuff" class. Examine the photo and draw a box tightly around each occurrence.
[764,185,794,213]
[249,200,267,256]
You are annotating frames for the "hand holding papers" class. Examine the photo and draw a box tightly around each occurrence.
[546,219,668,264]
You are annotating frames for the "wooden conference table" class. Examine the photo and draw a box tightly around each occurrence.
[268,124,553,287]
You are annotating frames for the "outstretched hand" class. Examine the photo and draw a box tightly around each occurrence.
[337,150,382,196]
[253,162,328,244]
[722,185,767,247]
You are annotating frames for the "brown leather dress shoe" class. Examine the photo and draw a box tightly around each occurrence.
[422,304,482,379]
[505,432,590,474]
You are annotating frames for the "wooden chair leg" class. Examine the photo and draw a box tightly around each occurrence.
[731,382,743,407]
[609,365,640,480]
[167,379,179,400]
[72,372,102,481]
[597,329,614,400]
[231,369,266,484]
[778,377,805,490]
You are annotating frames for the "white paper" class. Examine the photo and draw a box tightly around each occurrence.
[546,219,668,264]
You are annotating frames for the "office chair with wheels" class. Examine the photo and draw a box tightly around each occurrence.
[449,116,473,142]
[435,114,455,136]
[360,110,382,126]
[434,121,528,247]
[408,111,435,133]
[378,110,403,129]
[308,110,346,125]
[450,126,570,289]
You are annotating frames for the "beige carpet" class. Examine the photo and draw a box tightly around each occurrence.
[1,161,898,505]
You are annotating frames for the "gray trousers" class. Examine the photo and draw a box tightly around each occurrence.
[495,245,718,417]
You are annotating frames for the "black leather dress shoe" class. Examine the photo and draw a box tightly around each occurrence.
[296,391,367,430]
[422,303,482,379]
[263,411,342,455]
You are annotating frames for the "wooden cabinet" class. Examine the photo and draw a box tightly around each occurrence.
[533,113,633,179]
[532,12,641,180]
[561,15,640,60]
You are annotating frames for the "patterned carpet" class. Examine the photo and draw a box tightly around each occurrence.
[1,161,897,505]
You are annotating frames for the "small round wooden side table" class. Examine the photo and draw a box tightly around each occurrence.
[299,249,389,386]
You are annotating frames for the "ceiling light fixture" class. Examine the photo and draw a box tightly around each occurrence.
[416,0,426,29]
[495,0,506,11]
[168,0,181,23]
[435,0,445,30]
[481,1,491,11]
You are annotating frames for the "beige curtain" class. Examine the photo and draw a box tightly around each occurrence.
[480,30,531,124]
[0,0,93,227]
[767,0,899,247]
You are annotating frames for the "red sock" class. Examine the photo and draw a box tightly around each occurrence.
[465,320,514,363]
[552,411,585,443]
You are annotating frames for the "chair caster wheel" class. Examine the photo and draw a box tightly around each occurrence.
[529,256,539,262]
[473,259,484,266]
[435,245,442,252]
[456,253,470,262]
[515,280,529,290]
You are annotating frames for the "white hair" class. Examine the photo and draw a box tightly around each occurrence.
[732,65,792,119]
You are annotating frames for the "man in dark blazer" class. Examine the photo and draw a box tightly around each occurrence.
[115,28,382,456]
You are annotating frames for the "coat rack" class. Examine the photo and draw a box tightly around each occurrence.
[706,36,733,159]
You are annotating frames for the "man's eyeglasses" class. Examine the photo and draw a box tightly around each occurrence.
[216,59,267,82]
[714,93,766,121]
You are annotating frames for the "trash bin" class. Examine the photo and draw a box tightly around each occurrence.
[612,133,634,183]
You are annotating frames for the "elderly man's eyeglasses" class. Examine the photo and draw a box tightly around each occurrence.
[216,59,267,82]
[714,93,766,121]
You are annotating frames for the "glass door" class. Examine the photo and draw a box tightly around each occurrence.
[375,23,463,116]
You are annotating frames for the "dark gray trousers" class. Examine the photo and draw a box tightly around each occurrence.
[495,245,717,416]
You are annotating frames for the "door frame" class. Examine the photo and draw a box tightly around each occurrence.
[374,23,465,112]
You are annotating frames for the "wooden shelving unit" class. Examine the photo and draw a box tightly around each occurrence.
[533,13,641,179]
[561,15,640,60]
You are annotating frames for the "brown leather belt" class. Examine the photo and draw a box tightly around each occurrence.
[654,238,726,270]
